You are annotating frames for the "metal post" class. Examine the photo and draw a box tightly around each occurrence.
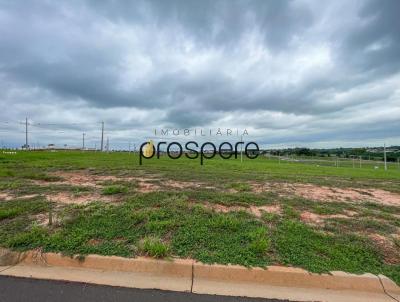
[82,133,85,150]
[384,144,387,171]
[100,121,104,151]
[25,117,28,150]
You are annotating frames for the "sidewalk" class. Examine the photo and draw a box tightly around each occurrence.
[1,249,399,302]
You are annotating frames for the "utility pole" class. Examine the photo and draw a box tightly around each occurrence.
[384,143,387,171]
[100,121,104,151]
[25,117,28,150]
[106,137,109,152]
[82,133,85,150]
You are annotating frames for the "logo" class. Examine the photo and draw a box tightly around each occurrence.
[139,140,259,165]
[142,140,155,157]
[139,128,259,165]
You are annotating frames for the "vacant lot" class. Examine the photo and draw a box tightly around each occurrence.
[1,151,399,284]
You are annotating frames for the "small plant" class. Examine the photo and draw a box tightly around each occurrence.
[248,227,269,255]
[140,237,170,258]
[101,185,127,195]
[249,237,269,255]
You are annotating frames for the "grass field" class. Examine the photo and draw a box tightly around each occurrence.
[0,150,399,284]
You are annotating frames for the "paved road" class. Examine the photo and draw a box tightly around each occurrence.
[0,275,290,302]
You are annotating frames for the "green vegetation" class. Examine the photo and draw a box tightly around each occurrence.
[0,150,399,284]
[101,185,128,195]
[274,220,382,273]
[140,237,170,258]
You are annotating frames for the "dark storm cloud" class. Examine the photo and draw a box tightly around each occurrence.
[0,0,399,148]
[87,0,313,50]
[0,0,314,109]
[340,0,400,76]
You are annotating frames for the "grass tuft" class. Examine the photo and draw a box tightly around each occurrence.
[101,185,127,195]
[140,236,170,258]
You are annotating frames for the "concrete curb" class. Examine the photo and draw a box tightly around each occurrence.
[21,251,192,278]
[193,262,385,292]
[379,274,400,301]
[1,248,399,301]
[0,248,23,266]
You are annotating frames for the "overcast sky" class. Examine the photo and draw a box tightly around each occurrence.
[0,0,399,149]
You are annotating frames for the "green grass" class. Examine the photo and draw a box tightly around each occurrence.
[274,220,381,273]
[0,197,50,249]
[0,150,399,284]
[172,206,270,266]
[140,237,170,258]
[273,220,399,284]
[0,198,49,221]
[101,185,128,195]
[1,150,399,191]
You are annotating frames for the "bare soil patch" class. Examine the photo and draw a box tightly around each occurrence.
[0,192,13,201]
[42,171,121,187]
[300,211,352,225]
[137,179,161,193]
[25,170,400,207]
[294,184,400,206]
[46,192,115,204]
[35,212,62,227]
[369,233,400,264]
[203,202,281,218]
[39,171,213,193]
[87,238,103,246]
[249,205,281,217]
[0,192,39,201]
[251,182,400,206]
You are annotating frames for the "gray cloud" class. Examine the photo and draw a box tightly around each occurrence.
[0,0,399,149]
